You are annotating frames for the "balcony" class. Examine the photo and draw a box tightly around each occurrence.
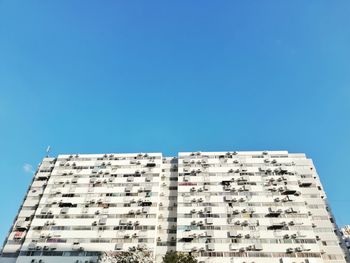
[253,244,263,251]
[206,244,215,251]
[140,201,152,207]
[228,231,241,238]
[115,244,123,250]
[182,233,195,242]
[204,207,212,214]
[119,219,128,225]
[231,209,239,215]
[221,180,231,186]
[60,207,69,214]
[280,187,299,195]
[224,196,233,202]
[266,208,282,217]
[206,230,214,237]
[28,242,37,250]
[285,208,298,214]
[59,202,76,208]
[98,218,107,225]
[142,207,150,213]
[145,175,152,182]
[298,180,313,187]
[205,218,213,225]
[267,220,286,230]
[15,221,28,231]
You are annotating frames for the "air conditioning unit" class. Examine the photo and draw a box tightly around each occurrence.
[286,248,294,253]
[295,247,302,252]
[206,244,214,251]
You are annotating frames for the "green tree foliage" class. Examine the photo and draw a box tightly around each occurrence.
[162,251,198,263]
[98,246,153,263]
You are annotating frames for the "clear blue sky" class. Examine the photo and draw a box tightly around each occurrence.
[0,1,350,243]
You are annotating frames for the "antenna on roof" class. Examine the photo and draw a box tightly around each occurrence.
[46,146,51,157]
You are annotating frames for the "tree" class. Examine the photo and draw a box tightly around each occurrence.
[162,251,198,263]
[98,246,153,263]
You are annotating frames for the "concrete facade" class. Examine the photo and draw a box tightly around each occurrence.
[0,151,347,263]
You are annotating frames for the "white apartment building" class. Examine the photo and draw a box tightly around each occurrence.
[340,226,350,254]
[0,151,348,263]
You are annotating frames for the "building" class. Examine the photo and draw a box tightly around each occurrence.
[0,151,348,263]
[176,151,348,263]
[340,226,350,254]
